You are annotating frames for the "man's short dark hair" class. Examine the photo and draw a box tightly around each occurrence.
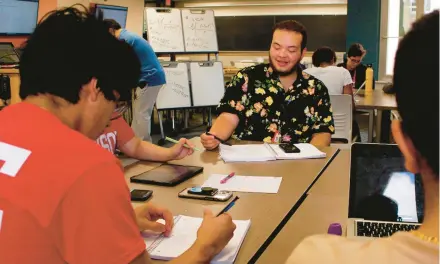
[19,6,140,103]
[103,19,122,30]
[312,46,336,67]
[272,20,307,51]
[393,10,439,176]
[347,43,365,57]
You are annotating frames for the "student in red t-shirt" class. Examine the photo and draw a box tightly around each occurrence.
[97,113,194,161]
[0,6,235,264]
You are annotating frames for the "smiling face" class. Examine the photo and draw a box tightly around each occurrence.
[269,29,306,76]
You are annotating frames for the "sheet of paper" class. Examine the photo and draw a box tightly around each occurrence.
[144,215,251,264]
[202,174,282,194]
[219,144,275,162]
[269,143,326,160]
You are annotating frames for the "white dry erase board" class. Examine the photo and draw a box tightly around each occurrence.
[156,62,192,109]
[190,61,225,107]
[145,8,185,52]
[181,9,218,52]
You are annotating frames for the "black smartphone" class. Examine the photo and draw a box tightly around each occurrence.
[130,189,153,202]
[279,143,301,153]
[187,186,218,196]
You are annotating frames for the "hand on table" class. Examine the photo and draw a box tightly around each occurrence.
[200,132,220,150]
[134,203,174,236]
[168,138,195,160]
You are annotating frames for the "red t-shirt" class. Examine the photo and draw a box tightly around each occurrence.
[0,103,145,264]
[96,115,135,154]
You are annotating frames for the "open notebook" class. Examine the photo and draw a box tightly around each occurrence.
[219,143,326,162]
[144,215,251,264]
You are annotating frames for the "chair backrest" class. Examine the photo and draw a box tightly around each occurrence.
[330,94,352,144]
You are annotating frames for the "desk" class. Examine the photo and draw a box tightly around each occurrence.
[0,69,20,106]
[124,138,339,263]
[355,88,397,143]
[256,150,350,264]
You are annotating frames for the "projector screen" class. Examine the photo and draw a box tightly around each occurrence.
[0,0,39,35]
[96,4,128,29]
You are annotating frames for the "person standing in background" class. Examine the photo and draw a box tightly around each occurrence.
[104,19,166,142]
[337,43,370,90]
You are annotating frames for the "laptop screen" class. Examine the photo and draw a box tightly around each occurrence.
[349,144,424,224]
[0,43,20,64]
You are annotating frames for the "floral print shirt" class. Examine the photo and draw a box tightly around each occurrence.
[217,64,335,143]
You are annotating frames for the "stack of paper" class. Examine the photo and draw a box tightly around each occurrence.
[219,143,326,163]
[144,215,251,264]
[202,174,282,194]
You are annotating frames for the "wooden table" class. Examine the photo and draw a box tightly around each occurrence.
[124,138,339,263]
[256,150,350,264]
[355,86,397,143]
[0,69,20,106]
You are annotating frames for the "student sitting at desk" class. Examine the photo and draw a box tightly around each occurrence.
[201,20,335,150]
[0,7,236,264]
[97,112,194,162]
[337,43,371,90]
[287,10,439,264]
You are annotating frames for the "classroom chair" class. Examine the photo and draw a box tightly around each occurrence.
[330,95,353,145]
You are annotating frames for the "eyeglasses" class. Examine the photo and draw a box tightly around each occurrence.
[349,57,361,64]
[110,101,129,121]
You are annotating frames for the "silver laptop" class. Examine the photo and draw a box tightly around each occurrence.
[347,143,423,238]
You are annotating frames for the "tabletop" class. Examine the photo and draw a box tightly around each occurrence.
[355,88,397,110]
[124,138,340,263]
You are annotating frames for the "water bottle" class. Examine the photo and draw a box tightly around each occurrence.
[365,64,374,96]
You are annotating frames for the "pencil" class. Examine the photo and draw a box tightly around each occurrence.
[165,137,200,151]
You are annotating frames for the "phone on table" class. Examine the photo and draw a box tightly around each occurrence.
[279,143,301,153]
[130,189,153,202]
[178,186,233,202]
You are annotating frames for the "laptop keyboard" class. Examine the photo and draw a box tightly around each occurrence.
[356,221,420,238]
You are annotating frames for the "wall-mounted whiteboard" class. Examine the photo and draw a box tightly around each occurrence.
[190,61,225,107]
[156,62,192,109]
[181,9,218,52]
[145,8,185,52]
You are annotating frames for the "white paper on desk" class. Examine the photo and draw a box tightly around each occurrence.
[219,144,275,162]
[144,215,251,264]
[269,143,326,160]
[202,174,282,194]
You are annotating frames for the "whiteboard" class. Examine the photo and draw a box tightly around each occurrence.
[145,8,185,52]
[181,9,218,52]
[156,62,192,110]
[190,61,225,107]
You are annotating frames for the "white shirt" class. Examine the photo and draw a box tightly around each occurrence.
[304,66,353,95]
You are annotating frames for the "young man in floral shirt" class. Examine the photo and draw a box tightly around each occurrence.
[201,20,335,150]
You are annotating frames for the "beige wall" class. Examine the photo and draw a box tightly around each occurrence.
[58,0,145,35]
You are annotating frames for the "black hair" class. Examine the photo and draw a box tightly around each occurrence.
[312,46,336,67]
[272,20,308,51]
[103,19,122,30]
[347,43,365,58]
[393,10,439,176]
[19,6,140,103]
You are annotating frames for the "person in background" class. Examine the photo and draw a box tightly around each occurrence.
[104,19,166,142]
[337,43,369,90]
[97,112,194,161]
[304,46,361,142]
[0,7,236,264]
[287,10,439,264]
[201,20,334,150]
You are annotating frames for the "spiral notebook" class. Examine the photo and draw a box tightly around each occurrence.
[143,215,251,264]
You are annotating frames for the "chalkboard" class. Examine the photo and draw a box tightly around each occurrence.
[216,15,346,52]
[145,8,185,52]
[156,62,192,109]
[181,9,218,52]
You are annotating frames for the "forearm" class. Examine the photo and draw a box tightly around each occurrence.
[310,133,331,148]
[133,141,173,162]
[209,113,239,141]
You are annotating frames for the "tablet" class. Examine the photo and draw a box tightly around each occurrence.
[130,164,203,186]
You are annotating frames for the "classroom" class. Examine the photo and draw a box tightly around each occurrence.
[0,0,439,263]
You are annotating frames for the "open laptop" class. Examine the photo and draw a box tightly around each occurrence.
[347,143,424,238]
[0,42,20,65]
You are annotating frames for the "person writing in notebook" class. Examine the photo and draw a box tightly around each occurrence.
[0,7,236,264]
[287,10,439,264]
[201,20,334,150]
[97,112,194,162]
[337,43,370,90]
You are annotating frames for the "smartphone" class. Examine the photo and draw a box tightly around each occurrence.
[279,143,301,153]
[130,189,153,202]
[178,187,233,202]
[187,186,218,196]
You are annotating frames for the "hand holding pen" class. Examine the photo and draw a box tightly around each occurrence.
[201,131,232,150]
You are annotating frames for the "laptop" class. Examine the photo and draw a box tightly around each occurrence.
[347,143,424,239]
[0,42,20,65]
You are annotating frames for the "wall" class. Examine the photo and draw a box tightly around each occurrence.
[0,0,57,47]
[58,0,145,35]
[346,0,381,79]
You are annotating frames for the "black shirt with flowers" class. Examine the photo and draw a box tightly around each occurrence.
[217,64,335,143]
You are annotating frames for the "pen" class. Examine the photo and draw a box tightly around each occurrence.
[206,132,232,146]
[216,196,240,217]
[220,172,235,184]
[165,137,200,151]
